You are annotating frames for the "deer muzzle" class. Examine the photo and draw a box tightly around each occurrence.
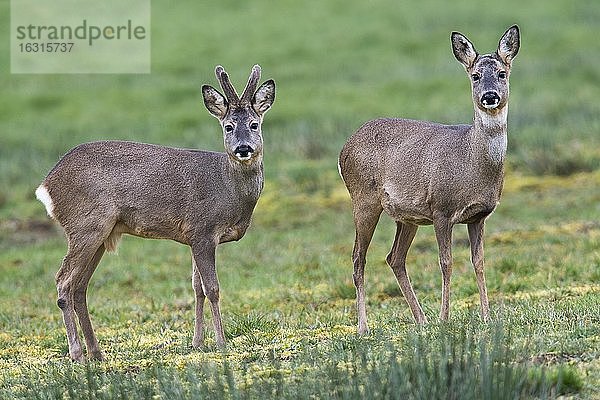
[234,144,254,161]
[480,91,501,109]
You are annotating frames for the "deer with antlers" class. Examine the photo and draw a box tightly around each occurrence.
[36,65,275,361]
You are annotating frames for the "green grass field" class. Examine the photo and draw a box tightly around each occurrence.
[1,0,599,398]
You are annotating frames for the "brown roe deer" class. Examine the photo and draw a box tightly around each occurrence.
[36,65,275,361]
[339,26,520,334]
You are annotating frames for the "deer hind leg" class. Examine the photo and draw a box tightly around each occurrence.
[468,220,490,322]
[191,256,206,348]
[351,200,382,335]
[72,244,106,361]
[433,217,453,321]
[56,231,108,362]
[386,222,427,324]
[191,242,224,347]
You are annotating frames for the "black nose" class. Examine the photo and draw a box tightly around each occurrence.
[234,144,254,158]
[481,92,500,107]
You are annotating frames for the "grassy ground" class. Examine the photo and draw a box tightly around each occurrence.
[1,0,599,398]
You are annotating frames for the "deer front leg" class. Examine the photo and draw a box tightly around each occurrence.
[191,256,206,348]
[191,241,225,348]
[434,217,453,321]
[468,220,490,322]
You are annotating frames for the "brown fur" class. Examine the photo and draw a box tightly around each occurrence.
[37,65,275,361]
[339,26,520,333]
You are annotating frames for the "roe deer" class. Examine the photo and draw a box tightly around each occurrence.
[339,26,520,333]
[36,65,275,361]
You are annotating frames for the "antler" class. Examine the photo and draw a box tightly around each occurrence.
[215,65,240,103]
[240,64,261,104]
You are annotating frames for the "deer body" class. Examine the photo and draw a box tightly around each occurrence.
[41,141,262,248]
[37,65,275,361]
[343,117,505,226]
[339,26,519,332]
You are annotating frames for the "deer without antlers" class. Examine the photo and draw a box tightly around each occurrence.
[36,65,275,361]
[339,26,520,333]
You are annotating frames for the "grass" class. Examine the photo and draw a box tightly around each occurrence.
[1,0,599,398]
[2,324,587,399]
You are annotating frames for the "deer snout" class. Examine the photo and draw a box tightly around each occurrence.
[234,144,254,161]
[480,92,501,109]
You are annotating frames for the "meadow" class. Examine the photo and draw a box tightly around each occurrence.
[0,0,599,398]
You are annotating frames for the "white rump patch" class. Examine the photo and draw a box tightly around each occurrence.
[35,184,55,219]
[337,159,345,183]
[488,135,507,164]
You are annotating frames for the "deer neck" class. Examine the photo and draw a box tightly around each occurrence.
[471,105,508,167]
[226,155,264,201]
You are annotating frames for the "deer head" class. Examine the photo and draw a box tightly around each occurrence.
[202,65,276,163]
[452,25,520,116]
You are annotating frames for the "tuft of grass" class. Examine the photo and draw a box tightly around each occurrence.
[382,282,403,298]
[225,312,279,340]
[332,280,356,300]
[525,366,585,398]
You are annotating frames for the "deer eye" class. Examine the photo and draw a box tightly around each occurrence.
[250,122,259,131]
[471,73,481,82]
[224,124,234,133]
[498,71,507,79]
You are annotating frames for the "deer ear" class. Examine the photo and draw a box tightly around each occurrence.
[202,85,228,119]
[252,79,275,116]
[451,31,478,70]
[497,25,520,65]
